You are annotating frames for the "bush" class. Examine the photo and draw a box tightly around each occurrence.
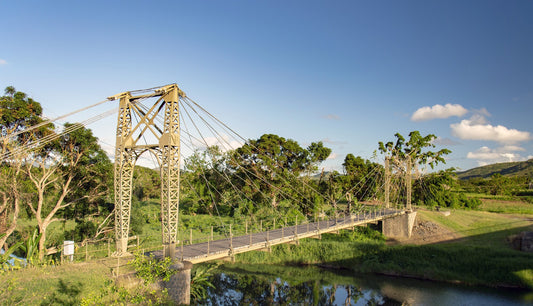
[65,221,97,242]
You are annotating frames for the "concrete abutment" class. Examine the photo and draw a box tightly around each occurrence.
[162,260,192,305]
[382,211,417,239]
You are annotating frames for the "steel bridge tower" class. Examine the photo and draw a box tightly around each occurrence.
[110,84,184,258]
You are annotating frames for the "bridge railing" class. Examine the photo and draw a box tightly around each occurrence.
[45,205,405,264]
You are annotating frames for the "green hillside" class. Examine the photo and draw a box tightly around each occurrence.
[457,159,533,180]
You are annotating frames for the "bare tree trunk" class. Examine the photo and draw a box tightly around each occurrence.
[0,196,19,252]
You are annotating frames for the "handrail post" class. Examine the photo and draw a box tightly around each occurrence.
[230,224,233,252]
[245,221,248,234]
[295,215,298,237]
[190,229,193,245]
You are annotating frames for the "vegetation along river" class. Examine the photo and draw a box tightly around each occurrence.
[197,264,533,305]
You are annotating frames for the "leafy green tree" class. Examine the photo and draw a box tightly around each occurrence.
[25,123,111,260]
[230,134,330,213]
[341,154,382,202]
[378,131,451,206]
[306,141,331,176]
[132,166,161,201]
[0,86,53,252]
[378,131,450,169]
[182,146,233,215]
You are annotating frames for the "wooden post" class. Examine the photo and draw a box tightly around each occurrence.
[211,226,213,241]
[181,240,184,261]
[295,216,298,237]
[273,218,276,230]
[230,224,233,251]
[245,221,248,234]
[189,229,193,245]
[260,220,263,232]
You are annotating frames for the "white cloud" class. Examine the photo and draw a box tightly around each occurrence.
[450,116,531,144]
[0,59,6,65]
[323,114,340,120]
[326,152,338,160]
[528,155,533,160]
[432,137,461,146]
[467,145,529,165]
[500,145,526,152]
[192,134,243,152]
[473,107,491,117]
[411,103,468,121]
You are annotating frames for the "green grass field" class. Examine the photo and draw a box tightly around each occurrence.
[2,204,533,305]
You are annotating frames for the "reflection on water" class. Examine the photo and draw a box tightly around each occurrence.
[200,264,533,305]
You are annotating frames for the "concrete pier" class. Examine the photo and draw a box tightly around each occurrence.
[163,260,192,305]
[382,211,417,238]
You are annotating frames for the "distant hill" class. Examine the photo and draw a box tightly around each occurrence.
[457,159,533,180]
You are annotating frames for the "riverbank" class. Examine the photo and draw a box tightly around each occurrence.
[232,209,533,289]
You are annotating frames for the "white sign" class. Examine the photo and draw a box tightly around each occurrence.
[63,240,74,256]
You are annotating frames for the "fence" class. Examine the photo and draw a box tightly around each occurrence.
[51,204,397,265]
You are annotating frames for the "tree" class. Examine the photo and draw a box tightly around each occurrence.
[378,131,451,207]
[25,123,111,259]
[230,134,308,208]
[182,146,232,215]
[306,141,331,176]
[0,86,53,252]
[229,134,331,214]
[341,154,382,202]
[378,131,450,169]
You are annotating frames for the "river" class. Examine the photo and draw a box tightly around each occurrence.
[200,264,533,305]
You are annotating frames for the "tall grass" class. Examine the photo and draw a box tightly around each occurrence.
[233,210,533,289]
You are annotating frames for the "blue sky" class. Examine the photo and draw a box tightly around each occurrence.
[1,1,532,172]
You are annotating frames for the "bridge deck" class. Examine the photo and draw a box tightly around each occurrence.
[153,209,405,264]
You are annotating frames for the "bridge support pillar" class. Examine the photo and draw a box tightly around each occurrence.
[382,211,417,239]
[164,260,192,305]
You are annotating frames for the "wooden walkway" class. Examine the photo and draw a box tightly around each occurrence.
[153,208,406,264]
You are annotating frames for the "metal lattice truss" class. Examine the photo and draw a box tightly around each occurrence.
[383,156,412,211]
[111,84,185,257]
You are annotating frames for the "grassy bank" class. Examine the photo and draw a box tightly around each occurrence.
[1,261,111,304]
[233,210,533,289]
[2,209,532,304]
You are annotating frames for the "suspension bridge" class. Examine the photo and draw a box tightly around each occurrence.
[153,208,411,264]
[2,83,418,304]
